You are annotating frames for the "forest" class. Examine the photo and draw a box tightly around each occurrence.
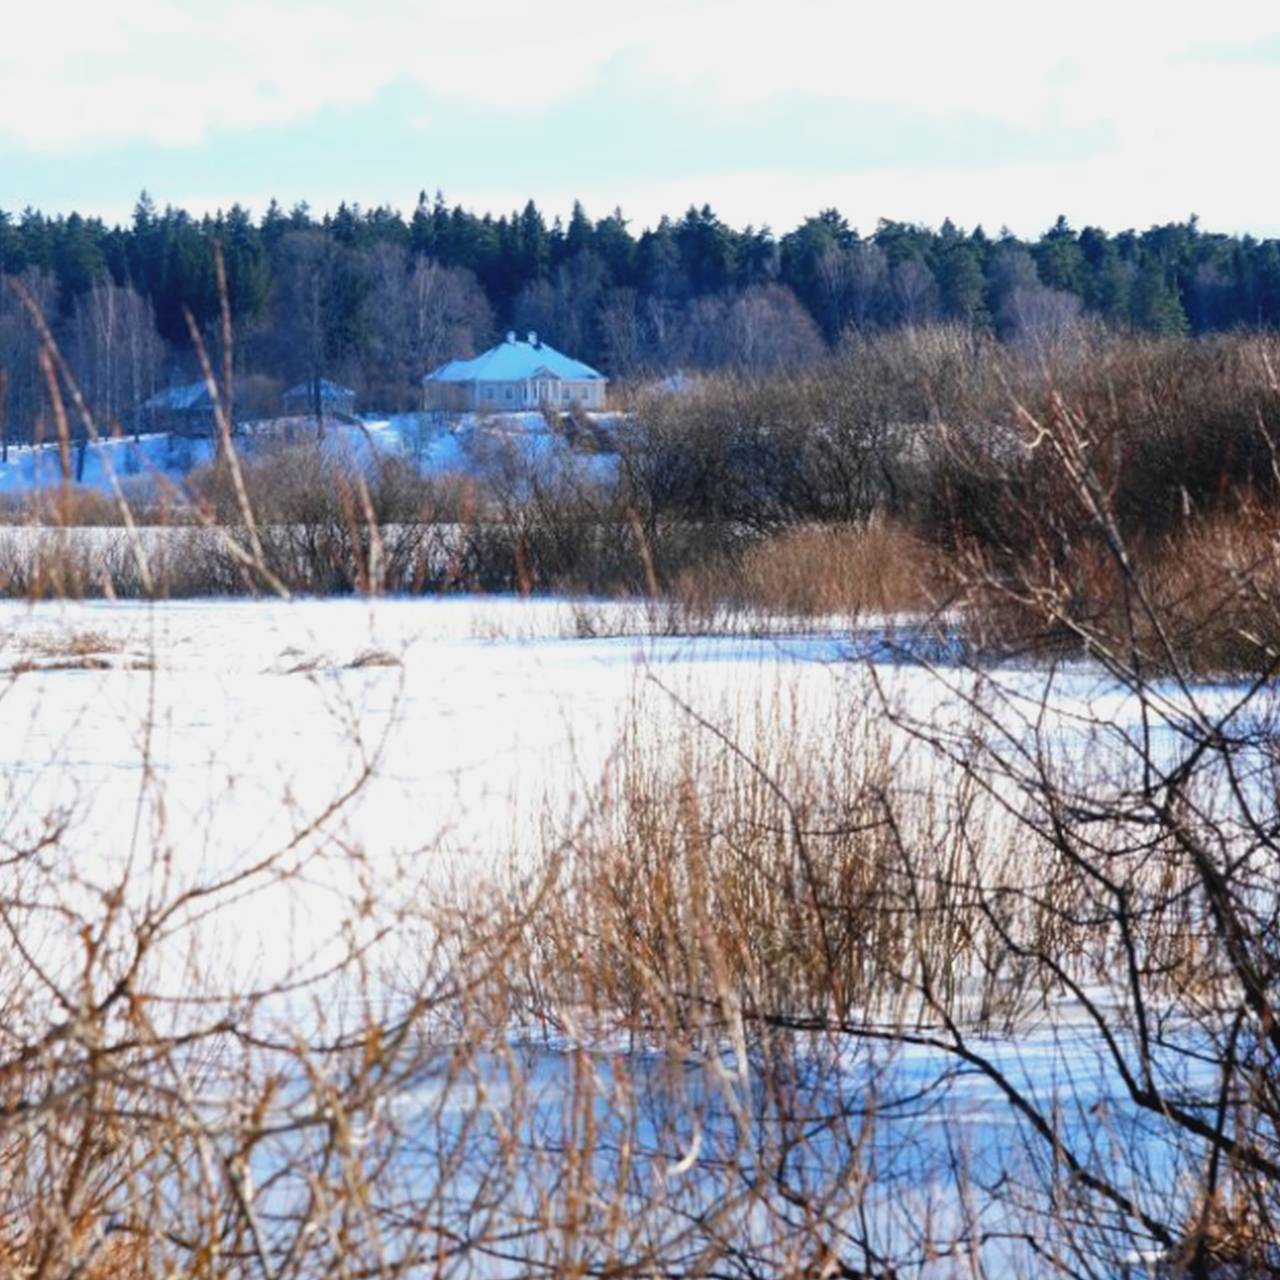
[2,190,1280,432]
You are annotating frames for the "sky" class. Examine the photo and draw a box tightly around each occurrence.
[3,0,1280,238]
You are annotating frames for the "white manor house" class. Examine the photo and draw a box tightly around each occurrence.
[423,332,607,413]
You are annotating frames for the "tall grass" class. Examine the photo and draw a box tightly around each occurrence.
[521,672,1218,1040]
[670,521,945,620]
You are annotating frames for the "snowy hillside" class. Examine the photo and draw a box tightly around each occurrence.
[0,411,624,499]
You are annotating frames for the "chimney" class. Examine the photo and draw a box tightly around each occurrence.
[528,331,539,348]
[506,330,516,344]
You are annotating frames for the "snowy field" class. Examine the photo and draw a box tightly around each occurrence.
[0,591,1250,996]
[0,598,801,993]
[0,596,883,988]
[0,594,1258,1273]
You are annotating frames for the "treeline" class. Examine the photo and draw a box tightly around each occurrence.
[3,191,1280,430]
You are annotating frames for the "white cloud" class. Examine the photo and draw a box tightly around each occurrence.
[0,0,666,149]
[4,0,1279,233]
[6,0,1279,150]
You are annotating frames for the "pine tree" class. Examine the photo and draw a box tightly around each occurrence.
[936,236,987,324]
[260,199,288,251]
[1034,215,1086,294]
[565,201,593,259]
[593,208,636,288]
[0,210,21,275]
[1131,262,1189,336]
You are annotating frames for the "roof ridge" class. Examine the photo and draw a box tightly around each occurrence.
[425,337,605,384]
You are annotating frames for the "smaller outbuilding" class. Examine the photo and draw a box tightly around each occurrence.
[282,379,357,419]
[141,381,220,436]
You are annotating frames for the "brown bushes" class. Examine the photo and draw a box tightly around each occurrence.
[0,481,182,528]
[1144,507,1280,673]
[923,332,1280,550]
[1,295,1278,1272]
[692,521,944,617]
[953,454,1280,674]
[1062,333,1280,536]
[622,326,1008,534]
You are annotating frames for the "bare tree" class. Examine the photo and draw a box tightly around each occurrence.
[67,281,164,438]
[1000,281,1085,352]
[847,240,893,330]
[595,286,644,377]
[0,269,57,445]
[720,283,826,374]
[512,250,609,363]
[360,244,492,409]
[890,257,940,326]
[273,231,338,435]
[677,285,824,375]
[816,239,892,335]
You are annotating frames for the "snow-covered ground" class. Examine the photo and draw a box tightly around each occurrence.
[0,596,872,987]
[0,430,215,496]
[0,411,623,497]
[0,593,1249,986]
[0,595,1257,1273]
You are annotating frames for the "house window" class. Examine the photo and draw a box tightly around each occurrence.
[505,387,513,400]
[562,386,570,401]
[484,386,495,400]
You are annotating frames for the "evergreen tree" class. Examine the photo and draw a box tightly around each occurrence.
[1131,261,1189,336]
[1035,215,1087,295]
[409,191,434,259]
[0,210,22,275]
[52,212,107,314]
[6,190,1280,389]
[221,204,269,324]
[565,200,593,259]
[260,199,288,251]
[780,211,855,340]
[593,208,636,288]
[936,234,987,324]
[637,218,687,302]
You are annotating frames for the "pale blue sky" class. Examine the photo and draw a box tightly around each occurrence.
[3,0,1279,236]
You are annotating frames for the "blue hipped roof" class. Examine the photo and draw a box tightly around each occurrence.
[143,381,214,411]
[425,334,605,385]
[283,379,355,401]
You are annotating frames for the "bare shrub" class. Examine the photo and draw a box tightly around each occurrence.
[0,481,187,527]
[952,407,1280,675]
[889,381,1280,1271]
[921,332,1280,559]
[1066,333,1280,537]
[185,442,447,594]
[1145,506,1280,672]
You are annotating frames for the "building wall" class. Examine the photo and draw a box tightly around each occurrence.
[536,379,607,409]
[425,378,608,413]
[474,380,526,411]
[570,381,606,409]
